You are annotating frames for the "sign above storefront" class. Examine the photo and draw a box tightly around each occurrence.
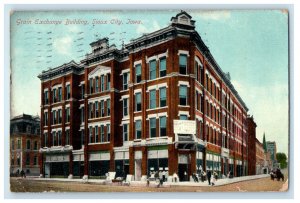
[173,120,196,134]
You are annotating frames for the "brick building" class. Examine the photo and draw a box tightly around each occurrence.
[255,138,269,174]
[10,114,41,176]
[38,11,256,181]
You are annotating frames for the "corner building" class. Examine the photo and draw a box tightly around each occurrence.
[38,11,256,181]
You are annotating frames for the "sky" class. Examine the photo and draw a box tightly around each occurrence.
[10,10,289,155]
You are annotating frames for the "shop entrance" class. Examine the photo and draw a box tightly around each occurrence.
[178,164,189,181]
[178,154,190,182]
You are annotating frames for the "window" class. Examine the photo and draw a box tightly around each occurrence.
[17,139,21,149]
[65,108,70,123]
[34,156,38,165]
[89,127,93,143]
[179,54,187,75]
[123,72,128,90]
[159,57,166,77]
[123,124,128,142]
[135,64,142,83]
[89,103,93,118]
[195,92,199,110]
[149,60,156,80]
[101,75,104,92]
[65,130,70,145]
[123,98,128,116]
[95,77,99,92]
[159,87,167,107]
[107,124,111,142]
[101,125,105,142]
[81,107,85,123]
[58,109,62,123]
[11,140,14,150]
[81,84,85,99]
[195,61,199,81]
[160,116,167,137]
[66,84,70,100]
[52,110,56,124]
[135,93,142,111]
[53,132,57,146]
[26,140,31,150]
[100,100,105,117]
[179,85,187,105]
[44,112,48,126]
[180,115,188,120]
[107,74,111,90]
[26,154,30,165]
[34,141,38,150]
[95,126,99,143]
[81,130,85,146]
[95,101,99,117]
[149,90,156,109]
[44,133,48,147]
[135,120,142,139]
[53,89,57,103]
[44,91,48,104]
[107,99,111,116]
[150,118,156,138]
[58,87,62,102]
[58,131,62,146]
[89,78,93,94]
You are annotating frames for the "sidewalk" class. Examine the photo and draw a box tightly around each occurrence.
[23,174,269,187]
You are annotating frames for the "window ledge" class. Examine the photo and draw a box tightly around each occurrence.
[88,142,110,145]
[178,105,190,108]
[146,106,168,111]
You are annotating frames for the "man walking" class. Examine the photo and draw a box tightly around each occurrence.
[207,170,212,185]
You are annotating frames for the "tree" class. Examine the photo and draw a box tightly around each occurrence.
[276,152,288,169]
[263,133,267,152]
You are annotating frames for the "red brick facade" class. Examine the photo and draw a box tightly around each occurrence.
[38,11,256,180]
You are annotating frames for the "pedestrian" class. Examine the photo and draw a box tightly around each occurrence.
[207,170,212,185]
[154,170,159,181]
[213,171,218,180]
[184,171,188,181]
[162,170,166,182]
[20,169,26,178]
[173,172,178,182]
[201,170,206,182]
[211,174,216,186]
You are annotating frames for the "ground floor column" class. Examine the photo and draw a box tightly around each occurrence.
[68,153,73,179]
[168,145,178,176]
[83,149,89,179]
[39,153,44,177]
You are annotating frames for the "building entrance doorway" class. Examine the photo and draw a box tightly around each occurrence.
[178,164,189,181]
[178,154,190,181]
[135,159,142,181]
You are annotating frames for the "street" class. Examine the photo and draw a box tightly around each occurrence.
[10,171,288,192]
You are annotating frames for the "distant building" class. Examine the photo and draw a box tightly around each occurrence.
[10,114,41,176]
[266,141,277,168]
[255,138,270,174]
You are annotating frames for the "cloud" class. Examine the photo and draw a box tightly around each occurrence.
[193,10,231,21]
[136,20,161,35]
[53,36,73,55]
